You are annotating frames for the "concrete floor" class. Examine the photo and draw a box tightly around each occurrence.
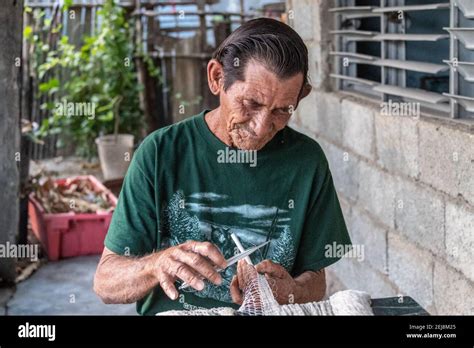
[5,255,136,315]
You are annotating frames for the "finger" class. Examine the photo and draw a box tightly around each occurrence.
[172,248,222,285]
[182,241,227,269]
[230,275,243,305]
[169,260,205,291]
[236,259,247,290]
[160,273,179,300]
[255,260,287,279]
[237,259,256,290]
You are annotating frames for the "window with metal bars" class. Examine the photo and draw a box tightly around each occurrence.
[330,0,474,120]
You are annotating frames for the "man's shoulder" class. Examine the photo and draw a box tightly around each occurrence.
[146,114,200,143]
[131,113,201,168]
[284,126,328,165]
[136,113,203,156]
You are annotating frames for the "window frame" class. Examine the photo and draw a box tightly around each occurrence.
[331,0,474,120]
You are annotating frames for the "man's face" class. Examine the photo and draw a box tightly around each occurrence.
[219,61,303,151]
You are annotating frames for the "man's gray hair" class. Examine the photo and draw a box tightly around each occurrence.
[212,18,309,92]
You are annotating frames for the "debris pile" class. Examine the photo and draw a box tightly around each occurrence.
[29,174,114,214]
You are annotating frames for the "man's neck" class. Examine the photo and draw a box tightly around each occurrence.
[204,107,234,147]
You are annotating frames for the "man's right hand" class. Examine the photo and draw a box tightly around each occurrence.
[151,241,227,300]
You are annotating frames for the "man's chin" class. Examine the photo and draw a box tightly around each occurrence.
[232,140,267,151]
[229,129,267,150]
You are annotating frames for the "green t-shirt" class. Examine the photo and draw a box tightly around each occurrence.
[104,109,351,315]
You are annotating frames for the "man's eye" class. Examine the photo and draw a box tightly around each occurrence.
[274,109,290,117]
[244,101,261,109]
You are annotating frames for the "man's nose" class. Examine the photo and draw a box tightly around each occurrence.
[251,111,273,137]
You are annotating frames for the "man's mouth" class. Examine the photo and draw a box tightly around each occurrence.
[233,124,257,137]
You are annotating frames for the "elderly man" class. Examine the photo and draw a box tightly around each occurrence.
[94,17,351,315]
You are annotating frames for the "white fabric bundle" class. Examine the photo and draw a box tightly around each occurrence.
[157,289,373,316]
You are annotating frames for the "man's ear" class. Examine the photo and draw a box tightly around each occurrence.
[294,83,312,110]
[207,59,224,96]
[300,83,312,100]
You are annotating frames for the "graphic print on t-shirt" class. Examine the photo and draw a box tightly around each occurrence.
[161,191,296,303]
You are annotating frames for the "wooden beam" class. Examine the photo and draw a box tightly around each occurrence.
[134,10,254,17]
[25,1,219,9]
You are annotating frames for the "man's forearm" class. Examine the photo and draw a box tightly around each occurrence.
[95,241,228,304]
[294,269,326,303]
[94,251,159,304]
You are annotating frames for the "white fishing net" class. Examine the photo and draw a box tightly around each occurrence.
[157,263,373,316]
[237,263,280,315]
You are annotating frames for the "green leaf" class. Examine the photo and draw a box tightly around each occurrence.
[98,111,114,122]
[40,101,56,111]
[52,24,63,34]
[23,26,33,40]
[63,0,73,11]
[39,78,60,93]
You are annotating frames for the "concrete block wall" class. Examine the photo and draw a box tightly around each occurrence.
[287,0,474,314]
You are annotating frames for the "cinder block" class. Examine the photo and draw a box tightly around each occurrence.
[318,138,359,202]
[434,261,474,315]
[357,161,396,229]
[294,91,343,146]
[307,42,320,89]
[288,126,359,204]
[292,91,317,133]
[419,121,474,205]
[375,114,419,178]
[445,202,474,282]
[312,0,333,43]
[308,43,332,90]
[329,257,398,298]
[338,196,352,224]
[394,178,445,257]
[341,98,376,160]
[288,0,314,41]
[313,92,343,144]
[349,207,388,275]
[388,232,434,311]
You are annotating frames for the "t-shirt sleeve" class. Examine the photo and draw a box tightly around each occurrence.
[104,137,157,256]
[292,157,351,276]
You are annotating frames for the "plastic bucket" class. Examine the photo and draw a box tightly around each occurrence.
[95,134,134,180]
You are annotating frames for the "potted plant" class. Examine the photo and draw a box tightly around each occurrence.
[27,0,154,179]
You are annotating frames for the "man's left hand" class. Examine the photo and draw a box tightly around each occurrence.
[255,259,299,304]
[230,259,300,305]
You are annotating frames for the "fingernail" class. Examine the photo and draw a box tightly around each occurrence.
[171,292,178,300]
[216,275,222,285]
[197,281,205,290]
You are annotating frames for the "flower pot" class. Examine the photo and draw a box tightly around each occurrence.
[95,134,134,181]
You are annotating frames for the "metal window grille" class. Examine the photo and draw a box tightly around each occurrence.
[331,0,474,120]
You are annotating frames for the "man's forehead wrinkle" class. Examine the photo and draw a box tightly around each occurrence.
[235,62,302,109]
[241,83,294,105]
[242,86,268,103]
[241,88,297,110]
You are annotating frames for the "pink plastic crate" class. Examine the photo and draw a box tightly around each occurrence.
[28,175,117,261]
